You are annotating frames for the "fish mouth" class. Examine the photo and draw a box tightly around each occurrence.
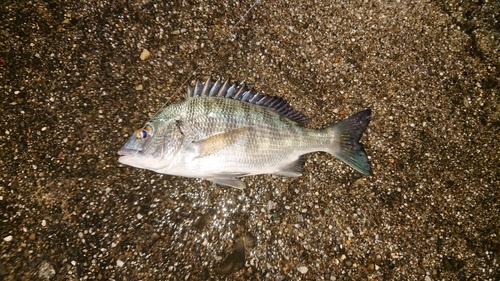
[118,148,140,156]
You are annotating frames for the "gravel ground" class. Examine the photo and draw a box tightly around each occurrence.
[1,0,499,280]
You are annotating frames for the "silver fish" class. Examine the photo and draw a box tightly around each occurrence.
[118,76,371,189]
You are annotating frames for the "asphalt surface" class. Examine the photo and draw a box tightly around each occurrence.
[1,0,499,280]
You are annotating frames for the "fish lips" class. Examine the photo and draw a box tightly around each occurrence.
[118,146,169,171]
[118,148,139,156]
[117,148,141,164]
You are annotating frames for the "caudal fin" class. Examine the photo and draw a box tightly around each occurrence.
[329,108,372,175]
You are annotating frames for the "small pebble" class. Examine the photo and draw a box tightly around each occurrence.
[116,259,124,267]
[396,162,404,170]
[463,97,470,107]
[140,49,150,61]
[38,261,55,280]
[150,233,160,242]
[297,214,304,223]
[297,266,308,274]
[3,235,13,242]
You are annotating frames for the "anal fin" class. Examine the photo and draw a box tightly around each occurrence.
[274,155,306,177]
[208,177,246,189]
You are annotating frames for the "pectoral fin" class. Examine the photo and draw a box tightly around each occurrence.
[192,127,249,158]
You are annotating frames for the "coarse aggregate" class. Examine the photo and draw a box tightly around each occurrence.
[1,0,499,280]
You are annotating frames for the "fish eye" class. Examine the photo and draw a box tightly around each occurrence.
[136,125,153,140]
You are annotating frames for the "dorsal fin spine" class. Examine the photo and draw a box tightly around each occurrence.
[233,82,247,100]
[226,84,238,98]
[248,92,258,103]
[187,76,310,125]
[201,76,214,96]
[195,79,204,97]
[218,79,232,97]
[209,77,223,96]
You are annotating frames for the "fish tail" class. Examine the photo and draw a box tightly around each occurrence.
[327,108,372,175]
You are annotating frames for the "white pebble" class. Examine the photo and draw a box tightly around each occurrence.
[4,235,13,242]
[137,214,143,220]
[41,219,47,226]
[116,259,125,267]
[297,266,308,274]
[140,49,151,61]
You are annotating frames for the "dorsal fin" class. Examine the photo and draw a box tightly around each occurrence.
[186,76,310,125]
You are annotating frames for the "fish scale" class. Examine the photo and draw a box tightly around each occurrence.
[182,99,296,162]
[118,76,371,189]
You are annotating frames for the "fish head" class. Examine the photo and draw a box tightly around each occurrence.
[118,118,184,172]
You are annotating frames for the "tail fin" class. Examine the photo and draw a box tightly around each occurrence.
[329,108,372,175]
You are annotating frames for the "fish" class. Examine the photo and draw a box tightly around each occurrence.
[118,76,371,189]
